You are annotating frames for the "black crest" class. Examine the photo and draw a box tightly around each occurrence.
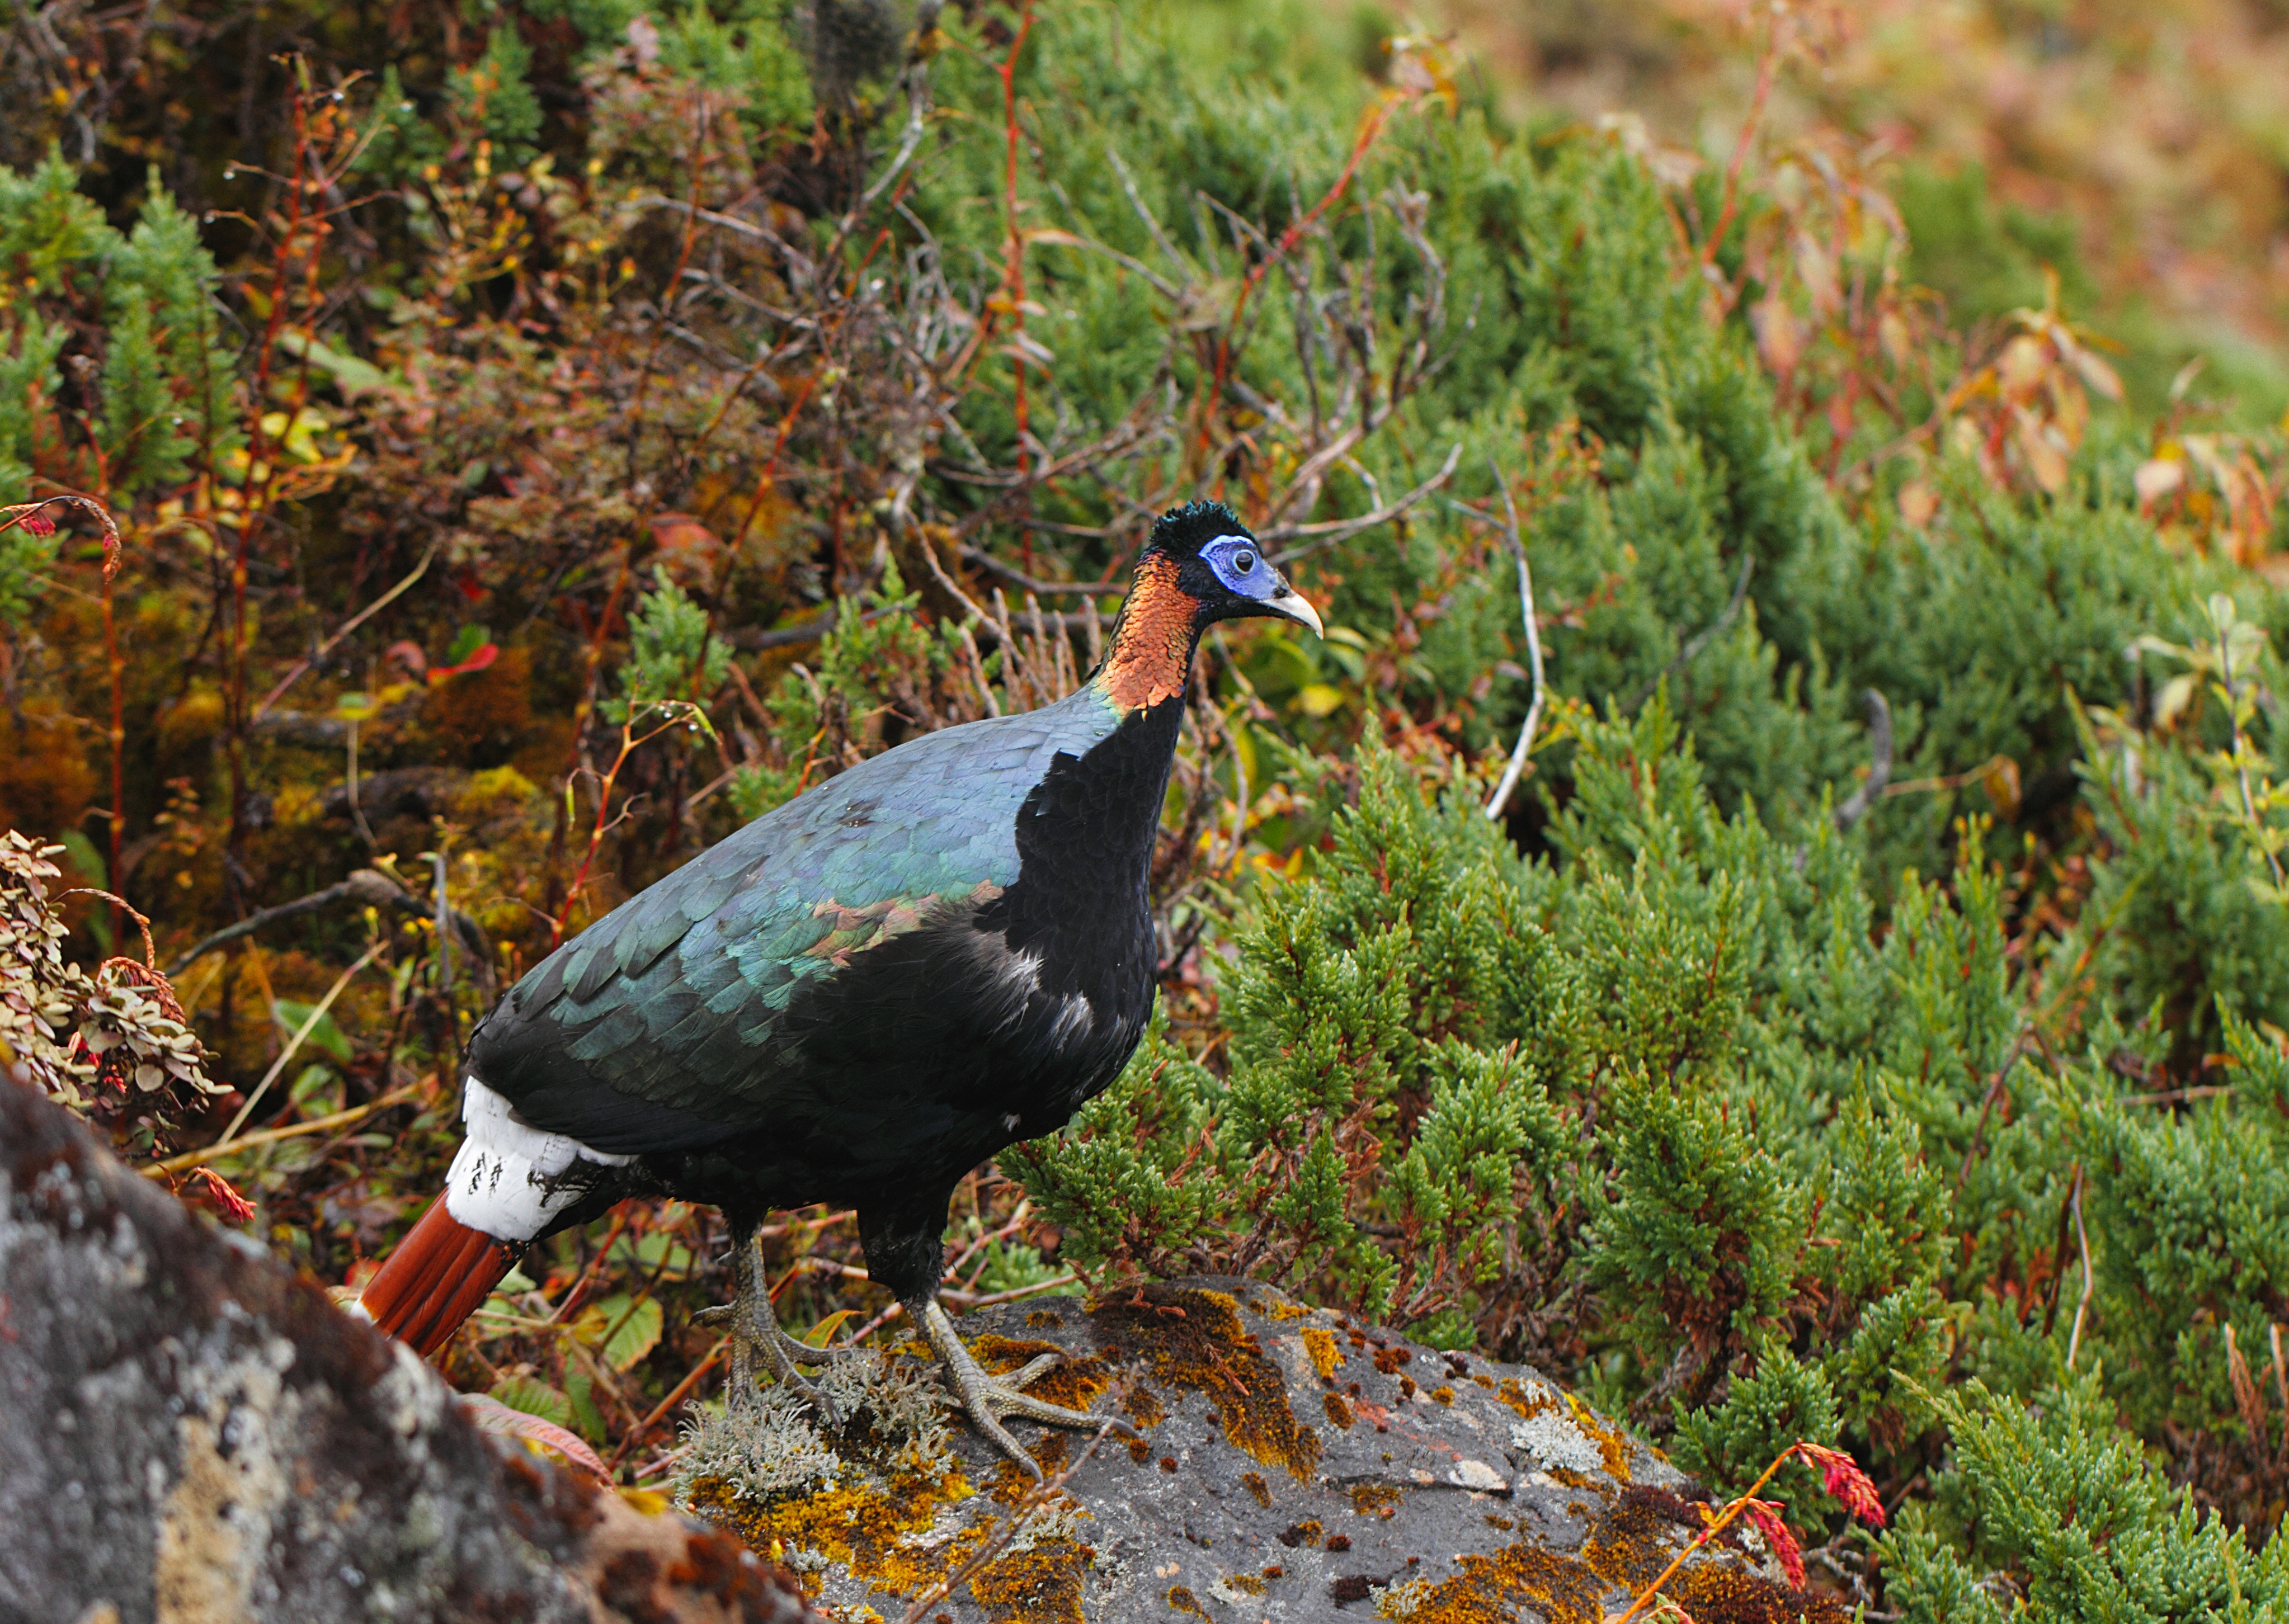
[1146,499,1253,560]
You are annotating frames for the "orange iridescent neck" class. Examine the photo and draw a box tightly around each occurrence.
[1096,554,1199,712]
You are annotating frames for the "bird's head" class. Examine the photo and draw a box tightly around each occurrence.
[1142,500,1325,639]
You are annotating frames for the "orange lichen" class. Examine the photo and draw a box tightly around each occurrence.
[1090,1284,1321,1481]
[1565,1392,1636,1481]
[1301,1326,1342,1380]
[1362,1484,1846,1624]
[1351,1484,1404,1517]
[1324,1392,1356,1430]
[1122,1385,1167,1432]
[968,1536,1094,1624]
[1240,1471,1271,1508]
[1166,1584,1212,1619]
[681,1458,979,1606]
[1496,1377,1553,1421]
[1374,1543,1610,1624]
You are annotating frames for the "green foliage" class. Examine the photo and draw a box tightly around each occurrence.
[452,26,546,163]
[606,569,732,725]
[0,152,238,531]
[23,1,2289,1607]
[1882,1375,2289,1624]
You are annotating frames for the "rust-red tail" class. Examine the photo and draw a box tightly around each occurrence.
[357,1196,512,1356]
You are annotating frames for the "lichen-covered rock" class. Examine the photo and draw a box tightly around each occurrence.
[680,1280,1847,1623]
[0,1069,819,1624]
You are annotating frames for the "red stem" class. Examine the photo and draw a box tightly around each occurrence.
[1701,12,1782,272]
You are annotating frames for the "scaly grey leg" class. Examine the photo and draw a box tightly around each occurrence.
[697,1231,862,1424]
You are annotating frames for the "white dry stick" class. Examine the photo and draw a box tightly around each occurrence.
[1484,469,1545,823]
[2066,1167,2094,1370]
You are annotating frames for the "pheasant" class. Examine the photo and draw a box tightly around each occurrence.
[354,501,1322,1472]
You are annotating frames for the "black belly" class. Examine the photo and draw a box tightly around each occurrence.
[628,904,1155,1225]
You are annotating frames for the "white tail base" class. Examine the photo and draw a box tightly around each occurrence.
[442,1077,633,1241]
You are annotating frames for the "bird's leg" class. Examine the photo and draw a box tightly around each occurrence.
[700,1228,863,1425]
[911,1296,1139,1480]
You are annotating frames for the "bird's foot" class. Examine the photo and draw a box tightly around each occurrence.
[699,1241,866,1425]
[914,1298,1138,1480]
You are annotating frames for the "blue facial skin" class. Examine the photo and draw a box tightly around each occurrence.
[1202,534,1277,602]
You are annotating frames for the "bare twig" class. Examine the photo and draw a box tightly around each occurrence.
[1626,552,1757,712]
[2066,1165,2094,1369]
[1480,468,1546,823]
[1264,442,1462,561]
[212,941,388,1147]
[166,869,487,978]
[253,539,439,719]
[960,546,1128,597]
[1832,689,1894,833]
[142,1077,425,1177]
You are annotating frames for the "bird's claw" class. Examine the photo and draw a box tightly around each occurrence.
[712,1238,864,1425]
[915,1299,1141,1480]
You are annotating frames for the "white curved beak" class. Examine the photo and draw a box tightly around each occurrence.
[1266,569,1324,638]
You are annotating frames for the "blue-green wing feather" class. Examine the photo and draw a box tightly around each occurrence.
[468,687,1120,1149]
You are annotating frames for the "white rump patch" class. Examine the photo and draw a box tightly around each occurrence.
[443,1077,634,1241]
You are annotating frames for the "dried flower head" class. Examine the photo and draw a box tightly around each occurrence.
[1739,1498,1805,1589]
[1796,1441,1886,1527]
[193,1167,257,1224]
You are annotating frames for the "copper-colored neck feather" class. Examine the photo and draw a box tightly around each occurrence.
[1098,554,1199,711]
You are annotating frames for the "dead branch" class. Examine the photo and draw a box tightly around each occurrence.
[1832,688,1894,833]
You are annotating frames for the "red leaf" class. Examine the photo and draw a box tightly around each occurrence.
[428,643,500,682]
[1740,1498,1805,1589]
[458,1392,610,1482]
[1797,1441,1887,1527]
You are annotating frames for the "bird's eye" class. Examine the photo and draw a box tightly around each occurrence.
[1231,549,1257,575]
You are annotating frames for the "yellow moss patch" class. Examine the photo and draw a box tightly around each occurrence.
[1564,1392,1635,1481]
[1301,1326,1342,1380]
[1368,1486,1847,1624]
[682,1461,979,1606]
[1373,1543,1609,1624]
[1165,1584,1212,1618]
[1240,1471,1271,1508]
[1582,1489,1847,1623]
[968,1536,1094,1624]
[1350,1483,1404,1517]
[1090,1285,1321,1481]
[1323,1391,1356,1431]
[1496,1376,1553,1421]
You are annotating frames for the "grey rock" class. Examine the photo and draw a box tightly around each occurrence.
[0,1070,819,1624]
[683,1278,1836,1623]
